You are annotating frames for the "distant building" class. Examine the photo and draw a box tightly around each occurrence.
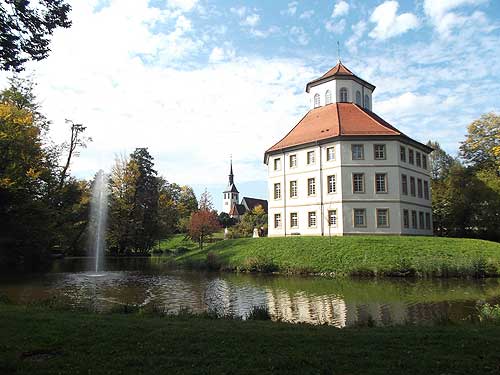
[264,61,433,236]
[222,159,268,221]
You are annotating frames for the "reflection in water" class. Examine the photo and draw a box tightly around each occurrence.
[0,257,498,327]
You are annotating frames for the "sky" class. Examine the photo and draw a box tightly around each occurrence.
[1,0,499,211]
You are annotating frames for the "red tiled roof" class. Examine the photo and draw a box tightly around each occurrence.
[266,103,403,153]
[320,61,354,79]
[306,61,375,92]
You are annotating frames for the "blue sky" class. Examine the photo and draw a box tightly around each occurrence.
[1,0,499,211]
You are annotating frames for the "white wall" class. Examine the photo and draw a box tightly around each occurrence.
[308,78,372,110]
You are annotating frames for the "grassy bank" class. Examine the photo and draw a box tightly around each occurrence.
[177,236,500,277]
[1,304,500,375]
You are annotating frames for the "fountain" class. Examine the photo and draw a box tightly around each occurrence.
[88,170,109,275]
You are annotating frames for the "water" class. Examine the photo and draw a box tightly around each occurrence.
[2,257,500,327]
[88,170,108,274]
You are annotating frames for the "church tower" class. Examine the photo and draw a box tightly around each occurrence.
[222,158,239,214]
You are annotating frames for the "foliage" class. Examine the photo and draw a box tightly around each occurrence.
[177,236,500,277]
[460,112,500,171]
[188,210,221,249]
[0,78,89,267]
[231,205,268,237]
[426,140,457,180]
[218,212,237,228]
[0,0,72,72]
[477,303,500,323]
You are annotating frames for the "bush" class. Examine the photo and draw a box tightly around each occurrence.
[246,305,271,321]
[241,256,278,273]
[206,251,221,271]
[477,303,500,323]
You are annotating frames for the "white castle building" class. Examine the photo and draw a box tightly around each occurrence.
[264,61,433,236]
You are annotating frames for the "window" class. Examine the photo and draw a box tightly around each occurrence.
[410,177,416,197]
[353,173,365,193]
[411,210,417,229]
[403,209,410,229]
[416,152,422,168]
[425,212,431,230]
[364,94,370,110]
[402,174,408,195]
[424,181,429,200]
[422,155,428,170]
[351,144,364,160]
[274,214,281,228]
[308,178,316,196]
[290,180,297,198]
[409,149,414,165]
[356,90,362,105]
[274,183,281,200]
[354,209,366,227]
[325,90,332,105]
[400,146,406,162]
[374,144,386,160]
[308,212,317,227]
[419,212,425,229]
[290,213,298,228]
[327,146,335,161]
[327,175,336,194]
[314,93,320,108]
[417,178,423,198]
[289,154,297,168]
[307,151,315,164]
[375,173,387,193]
[376,209,389,228]
[340,87,348,102]
[274,158,281,171]
[328,210,337,227]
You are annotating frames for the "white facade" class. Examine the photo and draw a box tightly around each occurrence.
[265,63,432,237]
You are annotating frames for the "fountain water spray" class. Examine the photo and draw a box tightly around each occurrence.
[88,170,109,274]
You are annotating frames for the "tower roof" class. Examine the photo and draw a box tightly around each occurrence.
[224,158,239,193]
[306,61,375,92]
[264,102,432,158]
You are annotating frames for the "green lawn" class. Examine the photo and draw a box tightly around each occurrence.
[157,232,225,254]
[1,305,499,375]
[177,236,500,277]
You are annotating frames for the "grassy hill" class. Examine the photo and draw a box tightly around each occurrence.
[177,236,500,277]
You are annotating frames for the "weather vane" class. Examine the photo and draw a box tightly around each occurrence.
[337,41,341,63]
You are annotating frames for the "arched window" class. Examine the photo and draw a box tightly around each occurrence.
[340,87,348,102]
[325,90,332,105]
[314,93,320,108]
[356,91,362,105]
[364,94,371,110]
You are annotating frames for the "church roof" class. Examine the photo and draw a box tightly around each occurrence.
[229,203,246,216]
[265,102,432,156]
[241,197,268,213]
[224,183,239,193]
[306,61,375,92]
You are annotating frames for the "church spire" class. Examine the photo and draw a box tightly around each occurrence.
[229,156,234,185]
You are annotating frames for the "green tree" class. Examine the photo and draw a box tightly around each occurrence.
[232,205,268,237]
[460,113,500,171]
[0,0,72,71]
[426,141,456,181]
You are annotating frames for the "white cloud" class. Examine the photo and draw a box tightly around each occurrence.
[346,20,367,53]
[249,26,280,39]
[332,1,349,18]
[230,6,247,18]
[282,1,298,16]
[242,13,260,27]
[289,26,309,46]
[377,92,437,117]
[299,10,315,19]
[166,0,198,12]
[423,0,489,38]
[8,0,316,188]
[369,1,419,40]
[209,45,236,63]
[325,19,346,34]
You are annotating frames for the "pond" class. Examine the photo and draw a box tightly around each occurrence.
[1,257,500,328]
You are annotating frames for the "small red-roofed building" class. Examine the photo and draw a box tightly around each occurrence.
[264,61,433,236]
